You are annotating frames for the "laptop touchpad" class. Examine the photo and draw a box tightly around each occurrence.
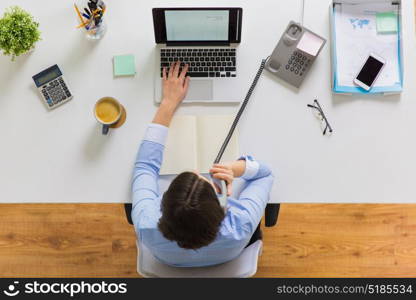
[184,80,213,101]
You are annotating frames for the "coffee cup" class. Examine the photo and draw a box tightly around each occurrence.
[94,97,122,135]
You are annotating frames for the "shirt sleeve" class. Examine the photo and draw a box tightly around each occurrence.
[131,123,168,228]
[229,156,275,234]
[240,155,260,180]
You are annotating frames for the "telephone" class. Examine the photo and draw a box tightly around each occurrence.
[213,22,326,206]
[265,21,326,88]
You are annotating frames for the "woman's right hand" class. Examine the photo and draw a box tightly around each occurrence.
[161,61,190,110]
[153,61,190,127]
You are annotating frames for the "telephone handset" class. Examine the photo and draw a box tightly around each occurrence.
[282,23,303,46]
[265,21,326,88]
[211,177,228,208]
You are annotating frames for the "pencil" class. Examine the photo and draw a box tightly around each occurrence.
[76,22,88,29]
[74,3,88,27]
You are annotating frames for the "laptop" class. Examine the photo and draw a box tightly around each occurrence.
[153,7,244,103]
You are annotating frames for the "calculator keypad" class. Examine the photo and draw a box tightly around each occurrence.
[41,77,72,108]
[285,51,311,77]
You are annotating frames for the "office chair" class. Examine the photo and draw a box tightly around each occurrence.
[124,203,279,278]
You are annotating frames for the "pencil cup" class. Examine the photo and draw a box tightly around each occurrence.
[75,0,107,40]
[86,18,106,40]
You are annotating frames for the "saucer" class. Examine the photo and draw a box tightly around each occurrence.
[110,105,127,129]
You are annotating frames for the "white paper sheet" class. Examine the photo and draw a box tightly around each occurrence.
[334,3,400,87]
[160,115,239,175]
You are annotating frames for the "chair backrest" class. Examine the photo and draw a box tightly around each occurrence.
[137,240,263,278]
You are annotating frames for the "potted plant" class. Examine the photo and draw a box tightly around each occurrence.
[0,6,41,61]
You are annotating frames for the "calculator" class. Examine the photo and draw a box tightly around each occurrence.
[32,65,73,109]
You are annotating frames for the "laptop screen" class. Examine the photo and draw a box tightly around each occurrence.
[153,8,242,45]
[165,10,229,41]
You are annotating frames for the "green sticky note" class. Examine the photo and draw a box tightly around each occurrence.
[376,12,398,34]
[113,54,136,76]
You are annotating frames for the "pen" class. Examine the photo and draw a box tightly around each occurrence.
[88,1,97,13]
[93,9,103,25]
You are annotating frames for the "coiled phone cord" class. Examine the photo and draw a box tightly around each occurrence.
[214,56,270,164]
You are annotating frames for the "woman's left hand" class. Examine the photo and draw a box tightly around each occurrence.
[209,164,234,196]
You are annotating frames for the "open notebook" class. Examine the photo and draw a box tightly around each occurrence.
[160,115,239,175]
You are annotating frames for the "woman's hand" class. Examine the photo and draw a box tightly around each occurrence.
[152,61,190,127]
[162,61,190,108]
[209,164,235,196]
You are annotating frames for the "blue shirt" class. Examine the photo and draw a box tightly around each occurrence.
[132,123,274,267]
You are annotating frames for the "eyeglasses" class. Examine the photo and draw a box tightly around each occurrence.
[307,99,333,135]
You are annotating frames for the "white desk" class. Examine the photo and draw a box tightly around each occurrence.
[0,0,415,203]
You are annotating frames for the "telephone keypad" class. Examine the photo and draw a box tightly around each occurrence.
[285,51,311,77]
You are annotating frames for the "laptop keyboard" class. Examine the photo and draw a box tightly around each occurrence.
[160,48,237,78]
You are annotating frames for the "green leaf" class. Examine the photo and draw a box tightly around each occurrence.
[0,6,41,61]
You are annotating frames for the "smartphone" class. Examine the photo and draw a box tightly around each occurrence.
[353,53,386,91]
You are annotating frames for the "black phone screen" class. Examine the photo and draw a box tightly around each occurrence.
[356,56,384,87]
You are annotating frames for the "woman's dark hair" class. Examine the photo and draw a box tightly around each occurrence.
[158,172,225,250]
